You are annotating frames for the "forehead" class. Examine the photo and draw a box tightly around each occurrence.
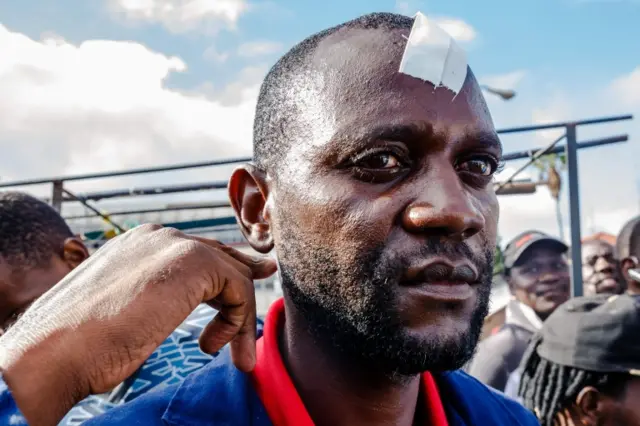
[299,26,496,151]
[582,240,615,256]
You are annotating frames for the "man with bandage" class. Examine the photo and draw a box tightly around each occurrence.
[0,12,538,425]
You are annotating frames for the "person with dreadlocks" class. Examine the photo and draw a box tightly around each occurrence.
[517,293,640,426]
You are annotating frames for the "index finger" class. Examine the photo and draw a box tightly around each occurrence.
[189,236,277,279]
[198,257,256,367]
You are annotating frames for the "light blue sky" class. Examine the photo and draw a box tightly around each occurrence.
[0,0,638,241]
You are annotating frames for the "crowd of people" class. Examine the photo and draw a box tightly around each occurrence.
[465,228,640,425]
[0,11,638,426]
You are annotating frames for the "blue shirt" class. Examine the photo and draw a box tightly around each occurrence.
[0,305,262,425]
[77,347,538,426]
[0,309,536,425]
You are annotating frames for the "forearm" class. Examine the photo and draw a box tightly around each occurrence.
[0,335,83,426]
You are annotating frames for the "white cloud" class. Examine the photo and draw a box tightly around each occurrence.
[610,66,640,106]
[0,24,262,194]
[237,40,282,57]
[530,94,573,145]
[432,17,477,42]
[393,2,477,43]
[108,0,249,32]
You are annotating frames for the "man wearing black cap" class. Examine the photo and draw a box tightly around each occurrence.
[467,230,570,391]
[518,294,640,426]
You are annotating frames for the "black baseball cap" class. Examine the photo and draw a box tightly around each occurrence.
[503,230,568,270]
[536,293,640,375]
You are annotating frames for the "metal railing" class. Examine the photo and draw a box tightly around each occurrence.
[0,114,633,296]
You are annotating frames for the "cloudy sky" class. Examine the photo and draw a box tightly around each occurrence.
[0,0,639,243]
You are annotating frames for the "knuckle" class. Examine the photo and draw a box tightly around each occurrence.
[136,223,163,234]
[155,226,183,240]
[173,239,210,259]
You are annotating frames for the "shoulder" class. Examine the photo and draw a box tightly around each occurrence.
[471,325,530,369]
[466,329,515,378]
[439,371,537,425]
[476,326,520,354]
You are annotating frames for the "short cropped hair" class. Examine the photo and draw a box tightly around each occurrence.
[253,12,413,174]
[0,191,73,271]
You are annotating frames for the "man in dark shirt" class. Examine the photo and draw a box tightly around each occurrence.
[0,12,537,426]
[467,230,570,391]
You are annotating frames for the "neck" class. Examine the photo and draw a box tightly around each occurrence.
[280,299,423,426]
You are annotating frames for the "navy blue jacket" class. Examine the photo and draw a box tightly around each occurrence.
[84,344,539,425]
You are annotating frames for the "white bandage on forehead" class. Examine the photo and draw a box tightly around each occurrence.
[398,12,468,96]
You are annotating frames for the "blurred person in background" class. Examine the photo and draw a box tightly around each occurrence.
[0,191,221,425]
[0,191,89,333]
[467,231,570,391]
[581,239,625,296]
[617,216,640,295]
[518,294,640,426]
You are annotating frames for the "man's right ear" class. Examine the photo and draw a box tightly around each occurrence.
[620,256,638,288]
[61,237,90,269]
[228,164,274,254]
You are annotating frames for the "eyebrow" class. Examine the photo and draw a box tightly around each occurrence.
[327,122,503,159]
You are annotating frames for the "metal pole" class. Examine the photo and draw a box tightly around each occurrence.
[565,124,583,297]
[62,188,126,233]
[495,133,567,192]
[64,202,231,220]
[0,157,252,188]
[497,114,633,135]
[501,134,627,162]
[51,180,64,213]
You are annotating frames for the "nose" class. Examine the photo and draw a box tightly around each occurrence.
[594,257,613,273]
[401,168,485,241]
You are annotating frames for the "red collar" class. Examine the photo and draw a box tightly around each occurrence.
[250,298,449,426]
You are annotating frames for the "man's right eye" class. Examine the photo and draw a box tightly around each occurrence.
[347,146,411,183]
[355,152,402,170]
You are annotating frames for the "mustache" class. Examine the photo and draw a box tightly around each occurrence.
[418,263,479,283]
[377,237,493,280]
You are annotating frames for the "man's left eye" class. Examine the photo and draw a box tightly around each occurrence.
[457,157,497,176]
